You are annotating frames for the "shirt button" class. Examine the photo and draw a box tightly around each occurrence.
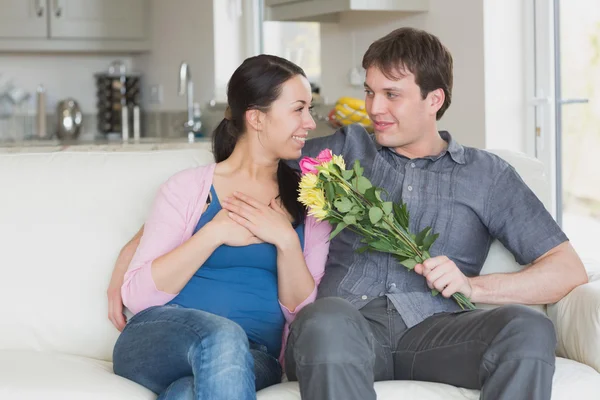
[411,163,416,168]
[361,295,368,300]
[407,185,413,191]
[390,283,396,288]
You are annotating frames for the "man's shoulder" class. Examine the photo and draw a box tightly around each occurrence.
[304,124,376,157]
[462,145,512,176]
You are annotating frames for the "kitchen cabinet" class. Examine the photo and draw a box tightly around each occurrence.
[0,0,47,38]
[49,0,146,40]
[0,0,149,53]
[265,0,303,6]
[265,0,429,22]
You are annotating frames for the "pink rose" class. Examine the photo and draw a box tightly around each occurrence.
[299,157,320,174]
[316,149,333,163]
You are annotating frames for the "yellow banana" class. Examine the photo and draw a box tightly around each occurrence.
[336,96,365,111]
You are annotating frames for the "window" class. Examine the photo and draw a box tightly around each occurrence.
[262,21,321,85]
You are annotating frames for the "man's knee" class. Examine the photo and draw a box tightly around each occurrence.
[491,305,556,364]
[288,297,373,363]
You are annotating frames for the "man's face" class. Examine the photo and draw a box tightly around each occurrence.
[364,66,437,151]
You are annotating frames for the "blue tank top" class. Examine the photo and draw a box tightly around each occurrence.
[169,186,304,358]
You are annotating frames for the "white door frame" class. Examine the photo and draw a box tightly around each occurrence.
[530,0,560,221]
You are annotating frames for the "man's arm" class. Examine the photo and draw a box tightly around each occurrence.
[107,225,144,331]
[469,241,588,304]
[417,161,588,306]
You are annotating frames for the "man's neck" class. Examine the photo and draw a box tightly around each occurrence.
[391,131,448,160]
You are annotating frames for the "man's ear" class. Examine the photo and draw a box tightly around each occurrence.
[245,109,265,132]
[428,88,445,116]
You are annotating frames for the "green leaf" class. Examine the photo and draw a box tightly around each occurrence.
[329,222,347,240]
[402,258,418,270]
[342,170,354,180]
[356,246,369,254]
[334,197,353,213]
[422,232,439,251]
[375,189,383,202]
[368,207,383,224]
[353,159,364,177]
[364,187,378,203]
[325,182,334,203]
[431,289,440,296]
[368,240,392,252]
[331,163,342,175]
[357,176,372,194]
[382,201,393,215]
[422,251,431,260]
[350,205,362,215]
[415,227,431,247]
[343,215,357,225]
[393,203,410,229]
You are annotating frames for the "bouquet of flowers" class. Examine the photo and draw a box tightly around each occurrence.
[298,149,475,310]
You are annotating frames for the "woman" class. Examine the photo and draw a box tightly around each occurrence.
[111,55,330,400]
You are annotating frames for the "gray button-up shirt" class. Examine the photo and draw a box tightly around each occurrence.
[296,125,567,328]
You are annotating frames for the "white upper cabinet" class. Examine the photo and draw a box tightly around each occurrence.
[265,0,429,22]
[49,0,147,39]
[0,0,149,52]
[0,0,47,38]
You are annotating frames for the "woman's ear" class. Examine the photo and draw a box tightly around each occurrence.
[245,109,265,132]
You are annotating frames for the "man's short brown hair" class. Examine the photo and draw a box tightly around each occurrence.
[362,28,453,120]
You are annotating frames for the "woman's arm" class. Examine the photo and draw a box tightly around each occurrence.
[278,215,330,322]
[122,170,263,314]
[107,226,143,330]
[222,193,331,322]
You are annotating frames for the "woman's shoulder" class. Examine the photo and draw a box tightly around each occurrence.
[163,163,216,187]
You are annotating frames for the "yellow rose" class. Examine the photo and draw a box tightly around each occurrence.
[332,155,346,171]
[299,173,319,191]
[298,186,328,220]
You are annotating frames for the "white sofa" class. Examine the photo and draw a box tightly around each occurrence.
[0,147,599,400]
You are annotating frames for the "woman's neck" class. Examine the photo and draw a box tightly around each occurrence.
[218,137,278,181]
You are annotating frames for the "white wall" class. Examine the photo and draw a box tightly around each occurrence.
[319,0,486,149]
[132,0,216,112]
[483,0,529,153]
[0,55,133,114]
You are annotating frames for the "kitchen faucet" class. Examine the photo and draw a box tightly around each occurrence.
[178,62,201,139]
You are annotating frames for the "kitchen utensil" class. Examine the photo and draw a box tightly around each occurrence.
[56,98,83,140]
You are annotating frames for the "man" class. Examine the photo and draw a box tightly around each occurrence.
[108,28,587,400]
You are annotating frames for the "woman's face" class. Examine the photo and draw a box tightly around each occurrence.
[261,75,316,160]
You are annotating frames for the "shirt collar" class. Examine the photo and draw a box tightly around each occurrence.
[377,130,466,165]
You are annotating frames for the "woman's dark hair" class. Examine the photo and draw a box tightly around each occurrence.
[212,54,307,225]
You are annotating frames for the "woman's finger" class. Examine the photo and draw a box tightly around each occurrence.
[222,198,258,220]
[232,191,265,209]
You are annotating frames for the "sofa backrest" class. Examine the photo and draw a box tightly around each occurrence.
[479,149,551,313]
[0,146,552,361]
[0,149,214,361]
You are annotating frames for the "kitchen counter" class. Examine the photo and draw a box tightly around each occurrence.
[0,137,213,153]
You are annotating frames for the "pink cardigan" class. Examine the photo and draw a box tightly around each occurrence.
[121,163,331,363]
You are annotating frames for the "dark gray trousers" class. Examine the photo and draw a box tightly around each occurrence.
[285,297,556,400]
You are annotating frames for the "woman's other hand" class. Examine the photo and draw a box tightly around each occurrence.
[208,208,264,247]
[221,192,298,250]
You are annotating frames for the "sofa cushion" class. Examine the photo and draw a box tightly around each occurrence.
[0,350,154,400]
[256,357,600,399]
[0,149,214,362]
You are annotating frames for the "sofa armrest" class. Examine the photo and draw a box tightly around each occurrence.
[547,264,600,373]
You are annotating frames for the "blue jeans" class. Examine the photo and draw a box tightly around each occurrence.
[113,305,282,400]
